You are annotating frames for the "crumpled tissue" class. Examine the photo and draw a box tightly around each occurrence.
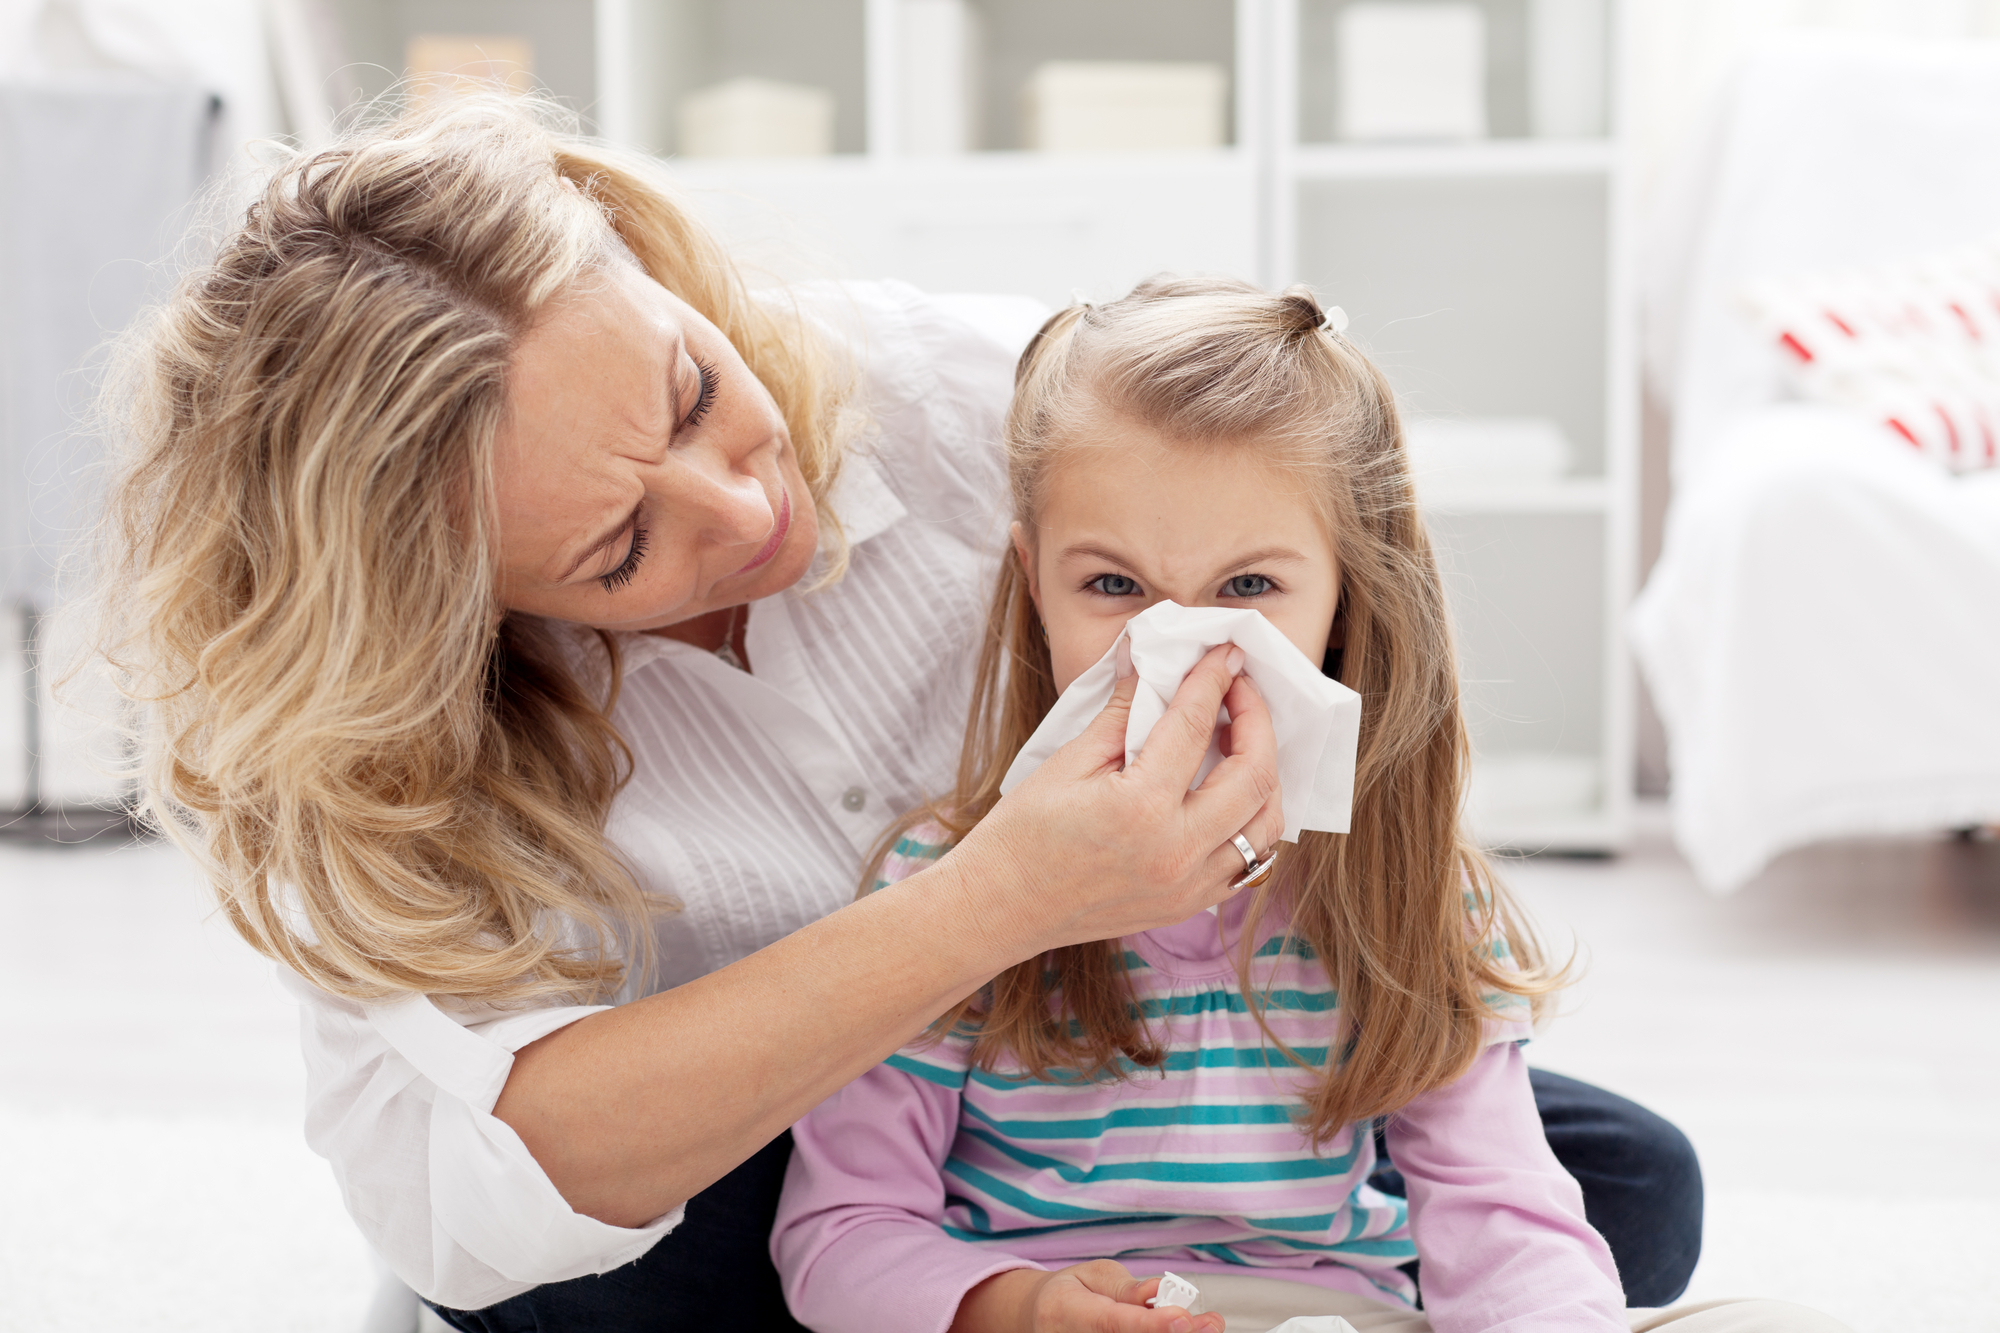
[1142,1271,1356,1331]
[999,601,1363,842]
[1147,1271,1203,1313]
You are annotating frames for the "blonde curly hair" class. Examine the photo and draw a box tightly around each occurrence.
[89,98,852,1005]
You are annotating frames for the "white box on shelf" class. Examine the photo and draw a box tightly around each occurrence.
[678,78,835,158]
[1528,0,1607,138]
[1406,416,1573,489]
[1336,3,1487,142]
[1021,62,1228,153]
[900,0,981,154]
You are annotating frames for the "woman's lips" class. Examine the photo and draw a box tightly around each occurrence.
[733,485,791,576]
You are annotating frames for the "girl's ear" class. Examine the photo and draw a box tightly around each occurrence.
[1323,599,1347,681]
[1010,521,1043,612]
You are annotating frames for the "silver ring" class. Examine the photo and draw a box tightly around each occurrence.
[1230,833,1259,872]
[1230,846,1280,892]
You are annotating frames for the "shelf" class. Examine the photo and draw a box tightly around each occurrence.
[1289,139,1615,181]
[664,147,1248,178]
[1416,477,1609,514]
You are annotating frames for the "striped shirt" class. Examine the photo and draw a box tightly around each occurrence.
[829,826,1534,1309]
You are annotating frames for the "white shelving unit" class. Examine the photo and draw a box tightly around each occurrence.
[331,0,1634,852]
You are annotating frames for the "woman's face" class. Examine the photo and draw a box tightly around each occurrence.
[1017,408,1342,693]
[492,258,818,631]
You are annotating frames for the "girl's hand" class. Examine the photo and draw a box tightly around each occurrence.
[942,643,1283,958]
[952,1263,1226,1333]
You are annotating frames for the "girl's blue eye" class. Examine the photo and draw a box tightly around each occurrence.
[1089,574,1140,596]
[1226,574,1272,598]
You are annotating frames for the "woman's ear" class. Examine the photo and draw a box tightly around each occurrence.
[1010,521,1043,613]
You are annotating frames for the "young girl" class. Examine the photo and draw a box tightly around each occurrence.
[770,279,1849,1333]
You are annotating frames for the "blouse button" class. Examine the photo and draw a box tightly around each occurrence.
[841,786,868,812]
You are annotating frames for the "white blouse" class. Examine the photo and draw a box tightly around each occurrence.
[283,282,1041,1310]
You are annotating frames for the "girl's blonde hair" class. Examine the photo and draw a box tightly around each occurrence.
[92,97,852,1005]
[869,274,1562,1144]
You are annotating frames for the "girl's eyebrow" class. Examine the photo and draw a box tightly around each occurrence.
[1056,541,1310,570]
[1215,546,1311,569]
[1055,541,1141,567]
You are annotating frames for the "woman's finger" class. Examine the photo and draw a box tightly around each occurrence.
[1180,670,1281,850]
[1122,644,1246,791]
[1058,665,1141,775]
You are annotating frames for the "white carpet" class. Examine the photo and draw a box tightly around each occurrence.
[2,811,1996,1332]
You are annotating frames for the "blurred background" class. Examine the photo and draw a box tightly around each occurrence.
[3,2,1999,1331]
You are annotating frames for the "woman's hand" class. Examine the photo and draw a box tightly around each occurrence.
[952,1263,1226,1333]
[940,642,1283,958]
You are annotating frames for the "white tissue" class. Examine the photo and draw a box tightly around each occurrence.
[1268,1319,1359,1333]
[999,601,1363,842]
[1146,1271,1203,1312]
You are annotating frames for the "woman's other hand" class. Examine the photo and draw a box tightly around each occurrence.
[942,642,1282,956]
[951,1263,1225,1333]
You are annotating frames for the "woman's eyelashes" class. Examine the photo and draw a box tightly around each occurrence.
[598,522,649,594]
[1086,573,1142,597]
[683,358,718,430]
[1224,573,1274,598]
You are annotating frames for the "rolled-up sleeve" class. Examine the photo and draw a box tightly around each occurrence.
[282,971,684,1310]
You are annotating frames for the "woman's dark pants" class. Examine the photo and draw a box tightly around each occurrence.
[429,1070,1702,1332]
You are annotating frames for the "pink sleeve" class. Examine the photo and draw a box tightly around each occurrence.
[772,1059,1044,1333]
[1387,1042,1626,1333]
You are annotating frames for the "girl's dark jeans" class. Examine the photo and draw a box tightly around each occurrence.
[429,1069,1702,1332]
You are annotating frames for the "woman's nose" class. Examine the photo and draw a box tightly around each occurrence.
[687,453,773,545]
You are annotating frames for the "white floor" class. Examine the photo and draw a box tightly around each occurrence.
[1,805,1996,1333]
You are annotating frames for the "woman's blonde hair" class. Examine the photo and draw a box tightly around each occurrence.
[868,275,1562,1143]
[92,97,851,1005]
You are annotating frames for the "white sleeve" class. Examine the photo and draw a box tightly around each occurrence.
[282,970,684,1311]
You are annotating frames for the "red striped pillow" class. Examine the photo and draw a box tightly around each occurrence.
[1740,241,2000,472]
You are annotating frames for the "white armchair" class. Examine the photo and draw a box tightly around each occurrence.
[1633,33,2000,891]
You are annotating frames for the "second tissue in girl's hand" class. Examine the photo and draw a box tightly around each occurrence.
[1000,600,1363,841]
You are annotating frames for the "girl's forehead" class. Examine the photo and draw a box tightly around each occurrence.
[1035,432,1335,559]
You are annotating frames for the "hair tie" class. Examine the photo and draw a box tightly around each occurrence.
[1319,305,1348,335]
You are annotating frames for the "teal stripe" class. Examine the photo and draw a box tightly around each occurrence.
[1120,950,1151,972]
[1252,935,1318,960]
[885,1052,967,1089]
[892,835,951,860]
[941,1210,1190,1243]
[964,1043,1330,1090]
[958,1126,1362,1185]
[1259,1235,1419,1259]
[1188,1242,1250,1265]
[1135,987,1338,1018]
[945,1159,1168,1224]
[960,1094,1301,1138]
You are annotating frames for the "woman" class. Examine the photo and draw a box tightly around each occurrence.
[92,102,1697,1329]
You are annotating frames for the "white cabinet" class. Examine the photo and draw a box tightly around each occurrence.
[334,0,1634,852]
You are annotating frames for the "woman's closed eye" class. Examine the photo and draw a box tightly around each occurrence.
[683,358,718,430]
[598,522,649,594]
